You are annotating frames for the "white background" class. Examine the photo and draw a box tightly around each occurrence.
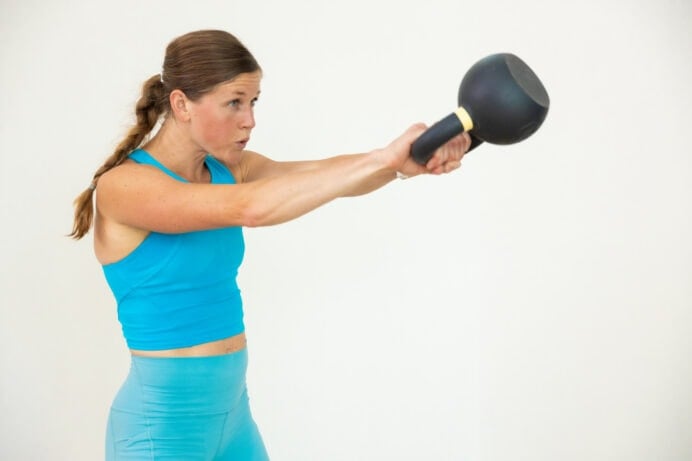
[1,0,690,459]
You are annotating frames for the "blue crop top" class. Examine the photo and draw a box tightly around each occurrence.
[102,149,245,350]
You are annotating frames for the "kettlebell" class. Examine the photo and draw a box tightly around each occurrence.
[410,53,550,164]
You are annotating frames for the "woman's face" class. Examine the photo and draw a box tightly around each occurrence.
[187,71,262,160]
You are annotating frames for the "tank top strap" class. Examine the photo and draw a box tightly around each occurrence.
[128,149,237,185]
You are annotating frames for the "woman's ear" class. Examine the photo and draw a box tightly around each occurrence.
[169,89,191,122]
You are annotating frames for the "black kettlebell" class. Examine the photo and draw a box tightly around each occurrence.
[410,53,550,164]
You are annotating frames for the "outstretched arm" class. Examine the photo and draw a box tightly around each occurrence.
[239,128,471,196]
[96,125,470,233]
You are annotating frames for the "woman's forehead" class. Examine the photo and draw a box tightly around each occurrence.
[215,71,262,93]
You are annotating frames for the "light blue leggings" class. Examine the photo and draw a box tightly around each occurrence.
[105,348,269,460]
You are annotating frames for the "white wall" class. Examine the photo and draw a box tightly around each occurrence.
[1,0,690,459]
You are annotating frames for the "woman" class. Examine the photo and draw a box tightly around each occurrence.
[70,29,470,460]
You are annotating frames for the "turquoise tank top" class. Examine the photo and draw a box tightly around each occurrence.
[102,149,245,350]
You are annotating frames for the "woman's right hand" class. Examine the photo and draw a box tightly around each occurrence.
[377,124,472,179]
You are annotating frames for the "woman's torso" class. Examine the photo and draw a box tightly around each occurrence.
[95,149,248,357]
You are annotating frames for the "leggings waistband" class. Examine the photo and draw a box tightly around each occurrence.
[116,348,249,415]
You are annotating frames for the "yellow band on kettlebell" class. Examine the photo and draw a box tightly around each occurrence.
[455,107,474,132]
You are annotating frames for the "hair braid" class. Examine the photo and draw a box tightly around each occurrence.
[69,74,166,239]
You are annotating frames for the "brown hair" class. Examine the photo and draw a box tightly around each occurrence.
[69,30,261,239]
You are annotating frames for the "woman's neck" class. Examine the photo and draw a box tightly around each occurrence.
[141,119,210,183]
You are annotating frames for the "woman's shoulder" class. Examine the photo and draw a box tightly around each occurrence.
[96,158,182,209]
[99,157,163,185]
[212,150,271,184]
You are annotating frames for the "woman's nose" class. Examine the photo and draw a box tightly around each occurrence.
[241,108,256,129]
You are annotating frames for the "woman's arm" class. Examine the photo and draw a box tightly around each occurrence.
[238,151,395,197]
[239,130,472,195]
[96,126,469,233]
[98,151,392,233]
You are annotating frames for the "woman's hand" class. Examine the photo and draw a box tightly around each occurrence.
[378,124,473,179]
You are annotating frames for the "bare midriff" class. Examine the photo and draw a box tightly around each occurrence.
[130,332,247,358]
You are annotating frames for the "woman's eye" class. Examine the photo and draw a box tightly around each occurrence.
[228,99,241,108]
[251,98,258,107]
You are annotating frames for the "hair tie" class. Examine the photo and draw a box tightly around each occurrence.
[88,182,96,191]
